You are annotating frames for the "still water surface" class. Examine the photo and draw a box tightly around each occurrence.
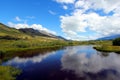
[2,46,120,80]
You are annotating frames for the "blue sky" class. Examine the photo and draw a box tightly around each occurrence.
[0,0,120,40]
[0,0,65,35]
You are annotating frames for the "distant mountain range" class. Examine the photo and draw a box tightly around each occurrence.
[0,23,66,40]
[97,34,120,40]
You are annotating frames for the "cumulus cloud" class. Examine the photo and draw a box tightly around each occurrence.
[8,22,56,35]
[55,0,75,4]
[74,0,120,13]
[56,0,120,40]
[60,10,120,40]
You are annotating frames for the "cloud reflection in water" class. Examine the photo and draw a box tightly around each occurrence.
[3,51,56,67]
[61,46,120,80]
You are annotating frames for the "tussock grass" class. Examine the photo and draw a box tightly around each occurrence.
[0,37,82,54]
[0,66,21,80]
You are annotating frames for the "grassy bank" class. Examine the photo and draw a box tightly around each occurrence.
[0,39,114,55]
[94,45,120,53]
[93,40,120,53]
[0,66,21,80]
[0,38,78,54]
[0,37,86,61]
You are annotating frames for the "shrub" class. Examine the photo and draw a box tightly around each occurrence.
[12,41,30,48]
[113,38,120,46]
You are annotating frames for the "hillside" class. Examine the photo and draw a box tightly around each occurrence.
[19,28,66,40]
[19,28,49,37]
[0,23,65,40]
[0,23,31,39]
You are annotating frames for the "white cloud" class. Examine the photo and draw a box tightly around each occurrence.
[55,0,75,4]
[49,10,56,15]
[56,0,120,40]
[75,0,120,13]
[60,10,120,40]
[60,14,88,33]
[75,0,85,8]
[63,5,68,10]
[15,16,21,21]
[8,22,56,35]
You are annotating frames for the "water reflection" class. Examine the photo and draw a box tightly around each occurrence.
[2,46,120,80]
[61,46,120,80]
[3,51,56,68]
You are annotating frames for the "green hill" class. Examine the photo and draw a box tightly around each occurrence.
[0,23,31,39]
[0,23,65,40]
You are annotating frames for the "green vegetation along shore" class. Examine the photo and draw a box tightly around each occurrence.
[94,38,120,53]
[0,66,21,80]
[0,37,82,55]
[0,37,85,62]
[94,45,120,53]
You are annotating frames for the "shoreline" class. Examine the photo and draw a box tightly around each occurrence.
[93,45,120,53]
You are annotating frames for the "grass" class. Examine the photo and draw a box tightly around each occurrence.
[0,39,114,55]
[93,40,120,53]
[0,39,66,54]
[0,66,21,80]
[94,45,120,53]
[0,37,85,61]
[0,36,86,53]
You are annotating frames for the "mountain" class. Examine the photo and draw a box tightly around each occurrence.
[0,23,66,40]
[19,28,49,37]
[97,34,120,40]
[57,36,67,40]
[19,28,66,40]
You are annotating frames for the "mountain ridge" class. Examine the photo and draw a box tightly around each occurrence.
[0,23,66,40]
[97,34,120,40]
[19,28,66,40]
